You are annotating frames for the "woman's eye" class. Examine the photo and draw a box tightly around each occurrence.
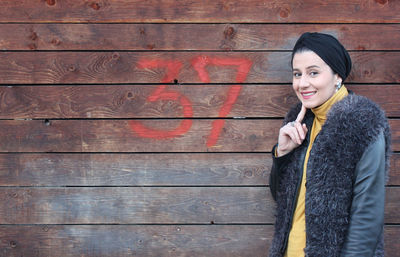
[310,71,318,76]
[293,73,301,78]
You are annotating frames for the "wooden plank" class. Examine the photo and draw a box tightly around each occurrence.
[1,225,272,257]
[0,119,281,152]
[0,187,274,224]
[0,0,398,23]
[1,24,400,51]
[0,85,296,119]
[385,226,400,257]
[0,52,399,84]
[1,119,400,152]
[1,84,399,119]
[347,85,400,117]
[389,154,400,185]
[385,187,400,224]
[0,225,398,257]
[1,153,398,186]
[0,153,271,186]
[0,187,398,224]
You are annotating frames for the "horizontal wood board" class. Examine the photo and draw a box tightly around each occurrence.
[0,24,399,51]
[0,225,398,257]
[1,153,399,186]
[0,85,399,118]
[0,119,399,152]
[0,0,398,23]
[0,187,399,224]
[0,52,399,84]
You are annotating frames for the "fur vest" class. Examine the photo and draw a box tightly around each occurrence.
[269,94,391,256]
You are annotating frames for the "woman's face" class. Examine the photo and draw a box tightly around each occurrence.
[292,50,340,109]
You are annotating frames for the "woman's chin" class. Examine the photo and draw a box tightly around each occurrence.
[300,101,316,109]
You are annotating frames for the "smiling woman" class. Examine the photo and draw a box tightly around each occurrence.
[269,32,391,257]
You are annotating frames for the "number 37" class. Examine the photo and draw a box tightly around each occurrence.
[129,56,253,147]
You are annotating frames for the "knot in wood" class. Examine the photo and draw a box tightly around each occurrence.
[29,32,38,41]
[279,7,290,18]
[375,0,388,5]
[112,52,120,60]
[90,2,101,10]
[9,241,17,248]
[51,38,61,46]
[224,26,235,39]
[46,0,56,6]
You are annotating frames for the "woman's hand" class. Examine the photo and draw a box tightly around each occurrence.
[277,105,308,157]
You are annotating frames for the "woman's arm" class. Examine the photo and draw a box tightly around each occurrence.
[341,131,386,256]
[269,144,294,201]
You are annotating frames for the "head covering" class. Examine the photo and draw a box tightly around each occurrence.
[291,32,352,81]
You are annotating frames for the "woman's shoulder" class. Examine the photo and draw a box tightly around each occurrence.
[329,93,387,125]
[326,93,390,149]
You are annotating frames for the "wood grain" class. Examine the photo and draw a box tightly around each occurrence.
[0,0,398,23]
[0,119,281,152]
[2,225,272,257]
[0,187,399,224]
[0,186,398,228]
[1,119,399,152]
[1,24,399,51]
[0,153,398,186]
[0,225,399,257]
[0,84,399,119]
[0,153,270,186]
[0,187,274,224]
[389,154,400,185]
[0,52,399,84]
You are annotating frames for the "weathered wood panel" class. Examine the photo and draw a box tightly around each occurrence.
[0,153,270,186]
[0,225,398,257]
[0,85,296,119]
[0,187,399,224]
[0,119,281,152]
[0,52,399,84]
[1,153,399,186]
[1,119,399,152]
[2,225,272,257]
[2,225,400,257]
[0,1,398,256]
[384,188,400,224]
[0,0,398,23]
[390,154,400,185]
[1,24,400,51]
[0,187,273,224]
[0,84,399,119]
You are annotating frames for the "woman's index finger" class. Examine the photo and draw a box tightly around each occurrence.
[296,105,307,123]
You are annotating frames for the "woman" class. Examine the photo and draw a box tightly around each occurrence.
[269,32,391,256]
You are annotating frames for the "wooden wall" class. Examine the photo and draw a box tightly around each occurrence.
[0,1,399,256]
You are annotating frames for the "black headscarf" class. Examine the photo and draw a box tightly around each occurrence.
[291,32,352,81]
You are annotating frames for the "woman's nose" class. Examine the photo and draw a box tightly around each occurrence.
[298,76,309,88]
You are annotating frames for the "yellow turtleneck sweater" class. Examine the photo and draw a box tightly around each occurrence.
[285,86,348,256]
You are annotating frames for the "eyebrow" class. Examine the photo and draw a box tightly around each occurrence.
[292,65,321,71]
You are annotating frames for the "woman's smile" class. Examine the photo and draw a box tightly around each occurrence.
[300,91,316,99]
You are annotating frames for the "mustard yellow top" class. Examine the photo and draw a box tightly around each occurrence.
[285,86,348,256]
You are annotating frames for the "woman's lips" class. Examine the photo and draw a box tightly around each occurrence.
[301,91,316,99]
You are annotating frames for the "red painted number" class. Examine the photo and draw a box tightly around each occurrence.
[191,56,253,147]
[129,59,193,139]
[129,56,252,147]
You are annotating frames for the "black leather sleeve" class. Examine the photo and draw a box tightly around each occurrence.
[341,131,386,256]
[269,144,294,201]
